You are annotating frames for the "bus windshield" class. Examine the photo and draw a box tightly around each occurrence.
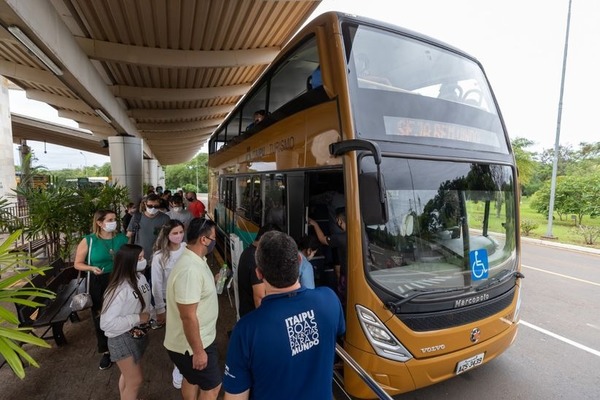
[343,22,508,154]
[364,158,517,295]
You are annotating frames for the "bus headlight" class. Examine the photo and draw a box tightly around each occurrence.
[513,284,522,323]
[356,304,413,362]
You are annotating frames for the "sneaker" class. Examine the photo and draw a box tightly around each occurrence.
[99,353,112,370]
[172,366,183,389]
[150,319,164,330]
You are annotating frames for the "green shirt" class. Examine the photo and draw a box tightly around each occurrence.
[84,233,129,274]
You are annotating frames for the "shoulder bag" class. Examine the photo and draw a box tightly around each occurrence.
[70,237,94,311]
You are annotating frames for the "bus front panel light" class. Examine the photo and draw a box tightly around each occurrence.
[356,304,413,362]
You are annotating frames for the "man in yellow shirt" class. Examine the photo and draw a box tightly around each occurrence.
[164,218,221,400]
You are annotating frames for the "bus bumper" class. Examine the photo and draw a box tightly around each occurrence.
[344,322,519,398]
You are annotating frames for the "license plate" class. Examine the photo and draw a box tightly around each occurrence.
[455,353,484,375]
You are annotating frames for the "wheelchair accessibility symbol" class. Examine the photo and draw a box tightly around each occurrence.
[469,249,488,281]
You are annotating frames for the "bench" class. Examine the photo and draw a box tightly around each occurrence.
[15,258,84,346]
[8,238,49,271]
[11,237,47,256]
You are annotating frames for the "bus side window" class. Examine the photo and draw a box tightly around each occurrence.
[264,174,287,231]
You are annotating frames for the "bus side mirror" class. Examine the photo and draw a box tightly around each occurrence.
[359,171,388,225]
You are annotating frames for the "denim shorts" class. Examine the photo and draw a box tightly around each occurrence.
[107,332,148,363]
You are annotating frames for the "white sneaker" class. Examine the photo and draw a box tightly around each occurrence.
[172,366,183,389]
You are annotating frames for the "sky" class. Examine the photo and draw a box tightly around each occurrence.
[11,0,599,170]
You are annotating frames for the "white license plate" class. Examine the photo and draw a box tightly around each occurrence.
[455,353,485,375]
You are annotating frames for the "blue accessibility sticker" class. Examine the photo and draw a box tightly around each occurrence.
[469,249,489,281]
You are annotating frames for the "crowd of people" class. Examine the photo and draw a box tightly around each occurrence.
[73,187,346,400]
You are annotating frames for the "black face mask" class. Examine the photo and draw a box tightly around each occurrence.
[186,197,193,202]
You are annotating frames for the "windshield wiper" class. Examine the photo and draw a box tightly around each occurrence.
[475,270,525,292]
[386,286,471,314]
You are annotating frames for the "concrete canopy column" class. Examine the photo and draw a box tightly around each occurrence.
[109,136,143,204]
[0,77,17,203]
[143,159,158,189]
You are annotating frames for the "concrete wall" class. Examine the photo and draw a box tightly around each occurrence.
[0,77,17,203]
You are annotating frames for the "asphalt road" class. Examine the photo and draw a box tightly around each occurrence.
[393,240,600,400]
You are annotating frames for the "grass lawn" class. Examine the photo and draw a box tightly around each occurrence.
[519,196,600,249]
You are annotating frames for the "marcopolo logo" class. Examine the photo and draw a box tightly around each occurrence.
[454,293,490,308]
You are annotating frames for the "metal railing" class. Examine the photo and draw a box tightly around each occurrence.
[334,344,394,400]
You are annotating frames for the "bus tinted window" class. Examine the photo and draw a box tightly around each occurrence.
[344,23,508,154]
[269,37,320,112]
[263,174,287,230]
[242,82,268,132]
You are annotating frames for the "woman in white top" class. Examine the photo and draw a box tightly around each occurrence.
[150,219,186,389]
[100,244,152,400]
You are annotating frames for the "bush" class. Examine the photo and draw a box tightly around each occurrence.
[573,225,600,245]
[521,219,539,236]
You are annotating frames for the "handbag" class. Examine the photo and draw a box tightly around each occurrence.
[70,237,94,311]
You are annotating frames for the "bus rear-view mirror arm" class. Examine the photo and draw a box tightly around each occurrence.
[329,139,388,225]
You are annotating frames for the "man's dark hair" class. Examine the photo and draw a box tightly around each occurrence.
[255,231,299,288]
[170,194,184,206]
[187,217,216,244]
[146,193,160,203]
[255,223,282,242]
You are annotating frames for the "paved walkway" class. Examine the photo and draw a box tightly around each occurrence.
[0,256,236,400]
[1,236,597,400]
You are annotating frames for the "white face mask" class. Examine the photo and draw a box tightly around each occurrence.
[146,207,159,215]
[172,207,182,212]
[103,221,117,233]
[136,259,147,272]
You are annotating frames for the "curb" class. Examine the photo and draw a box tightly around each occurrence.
[521,236,600,256]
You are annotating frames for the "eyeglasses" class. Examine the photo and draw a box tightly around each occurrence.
[146,204,159,209]
[205,236,216,241]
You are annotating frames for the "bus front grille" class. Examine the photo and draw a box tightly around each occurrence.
[398,288,515,331]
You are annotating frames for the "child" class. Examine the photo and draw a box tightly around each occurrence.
[151,219,186,389]
[100,244,152,400]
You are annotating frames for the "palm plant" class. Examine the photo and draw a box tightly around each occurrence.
[0,230,55,379]
[14,181,131,262]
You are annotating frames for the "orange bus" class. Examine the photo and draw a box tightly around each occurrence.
[207,12,522,398]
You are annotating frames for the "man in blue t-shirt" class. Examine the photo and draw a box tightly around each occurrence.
[223,231,345,399]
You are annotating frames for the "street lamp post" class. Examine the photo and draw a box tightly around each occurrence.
[195,160,199,193]
[79,151,87,173]
[188,163,199,193]
[545,0,572,239]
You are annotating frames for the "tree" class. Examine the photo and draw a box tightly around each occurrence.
[511,137,537,194]
[536,144,575,182]
[530,174,600,225]
[165,153,208,192]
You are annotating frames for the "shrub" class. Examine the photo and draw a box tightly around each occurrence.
[573,225,600,245]
[520,219,539,236]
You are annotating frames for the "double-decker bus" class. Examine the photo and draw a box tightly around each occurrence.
[207,12,522,398]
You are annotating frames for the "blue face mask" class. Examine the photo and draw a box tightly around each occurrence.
[206,238,216,254]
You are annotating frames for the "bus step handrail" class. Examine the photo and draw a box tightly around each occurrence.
[335,343,394,400]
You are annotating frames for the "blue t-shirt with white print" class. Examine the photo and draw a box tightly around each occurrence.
[223,286,345,399]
